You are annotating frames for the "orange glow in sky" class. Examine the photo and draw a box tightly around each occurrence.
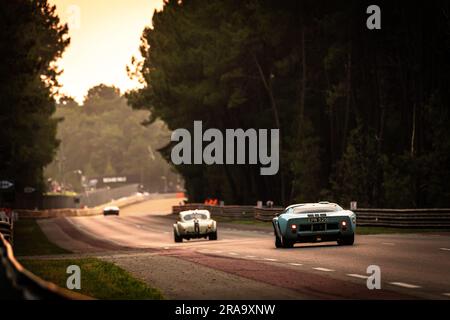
[50,0,164,104]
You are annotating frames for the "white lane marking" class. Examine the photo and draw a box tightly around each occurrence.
[245,255,256,258]
[313,267,334,272]
[347,273,369,279]
[289,263,303,266]
[135,224,142,229]
[264,258,277,262]
[163,247,169,250]
[439,248,450,251]
[163,231,169,234]
[228,252,239,256]
[389,282,421,289]
[443,293,450,297]
[382,242,395,246]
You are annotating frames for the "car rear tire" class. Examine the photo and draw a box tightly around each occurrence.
[337,234,354,246]
[282,237,294,248]
[174,230,183,243]
[209,231,218,241]
[275,234,282,248]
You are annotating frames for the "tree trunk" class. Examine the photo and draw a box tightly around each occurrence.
[254,55,285,205]
[289,28,307,203]
[342,42,352,154]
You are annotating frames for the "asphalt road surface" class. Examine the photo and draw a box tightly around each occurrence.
[37,198,450,300]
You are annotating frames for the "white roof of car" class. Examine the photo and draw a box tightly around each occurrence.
[104,206,119,211]
[285,202,340,210]
[180,209,210,217]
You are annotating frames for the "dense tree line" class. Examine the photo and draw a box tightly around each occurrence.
[0,0,69,193]
[129,0,450,208]
[46,85,180,193]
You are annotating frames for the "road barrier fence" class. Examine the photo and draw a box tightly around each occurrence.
[172,204,450,228]
[13,184,141,210]
[14,191,161,219]
[0,233,90,300]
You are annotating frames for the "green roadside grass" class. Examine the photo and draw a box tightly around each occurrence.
[214,217,450,235]
[355,226,450,235]
[12,219,164,299]
[13,219,70,256]
[21,258,163,300]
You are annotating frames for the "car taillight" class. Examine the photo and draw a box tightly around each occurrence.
[291,224,297,233]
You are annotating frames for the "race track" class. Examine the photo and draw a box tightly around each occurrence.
[37,198,450,300]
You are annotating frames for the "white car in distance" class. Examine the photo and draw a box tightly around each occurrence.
[103,206,120,216]
[173,209,217,242]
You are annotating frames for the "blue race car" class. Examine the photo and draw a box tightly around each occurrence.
[272,202,356,248]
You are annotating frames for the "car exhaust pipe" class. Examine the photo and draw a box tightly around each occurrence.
[194,220,200,234]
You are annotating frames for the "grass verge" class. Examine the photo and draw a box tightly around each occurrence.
[13,219,70,256]
[355,226,450,235]
[20,258,163,300]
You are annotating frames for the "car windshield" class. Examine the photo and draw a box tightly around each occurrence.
[292,205,342,214]
[183,213,208,221]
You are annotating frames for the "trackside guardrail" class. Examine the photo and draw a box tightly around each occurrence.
[172,204,281,221]
[354,208,450,228]
[0,221,13,245]
[15,192,154,219]
[0,233,91,300]
[172,204,450,228]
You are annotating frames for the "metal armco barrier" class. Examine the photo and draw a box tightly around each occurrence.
[172,204,282,221]
[0,233,91,300]
[254,207,282,221]
[0,222,13,244]
[173,205,450,228]
[15,192,155,219]
[354,208,450,228]
[14,184,141,210]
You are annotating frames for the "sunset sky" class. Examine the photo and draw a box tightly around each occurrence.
[50,0,164,104]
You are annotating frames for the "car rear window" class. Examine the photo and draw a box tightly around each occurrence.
[293,205,342,214]
[183,213,208,221]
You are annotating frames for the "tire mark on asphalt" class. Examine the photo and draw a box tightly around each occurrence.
[54,218,135,252]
